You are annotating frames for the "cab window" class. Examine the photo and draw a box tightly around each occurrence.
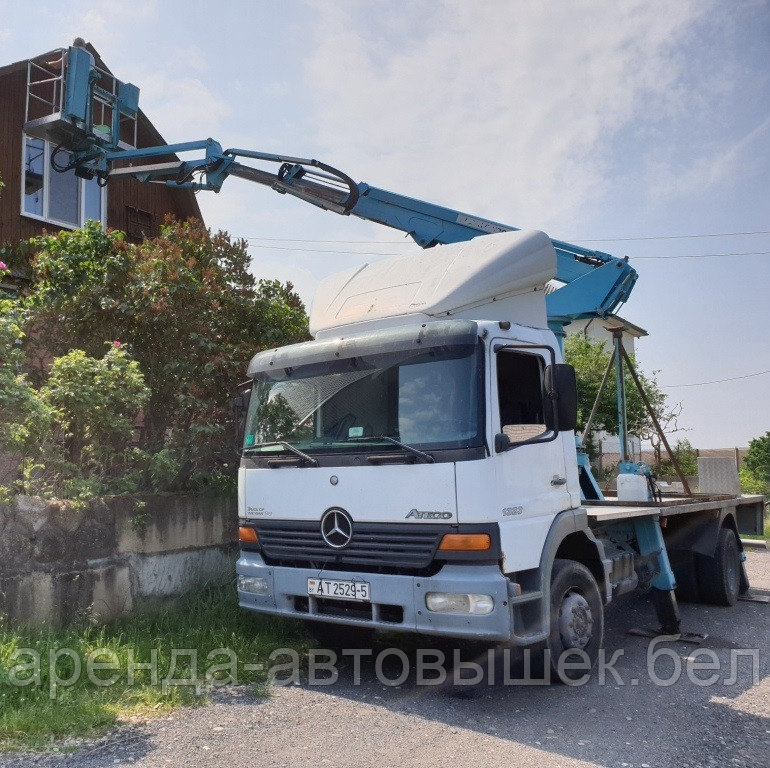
[496,350,547,443]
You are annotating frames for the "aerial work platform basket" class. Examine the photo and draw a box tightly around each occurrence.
[24,45,139,155]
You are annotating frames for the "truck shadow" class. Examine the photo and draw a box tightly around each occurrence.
[3,582,764,768]
[290,589,769,768]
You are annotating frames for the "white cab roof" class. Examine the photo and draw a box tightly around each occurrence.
[309,230,556,337]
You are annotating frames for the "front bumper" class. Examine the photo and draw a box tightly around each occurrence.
[237,551,513,642]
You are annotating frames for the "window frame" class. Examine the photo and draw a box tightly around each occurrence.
[492,342,560,449]
[243,340,487,459]
[496,348,547,427]
[20,133,107,230]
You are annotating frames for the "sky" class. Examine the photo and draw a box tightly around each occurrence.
[1,0,769,448]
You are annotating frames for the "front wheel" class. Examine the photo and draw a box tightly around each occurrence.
[545,558,605,682]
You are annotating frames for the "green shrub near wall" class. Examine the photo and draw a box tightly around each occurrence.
[0,218,310,500]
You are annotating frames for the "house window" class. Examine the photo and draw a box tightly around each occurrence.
[22,134,106,228]
[496,350,547,443]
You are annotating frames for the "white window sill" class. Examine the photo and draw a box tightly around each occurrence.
[20,212,105,231]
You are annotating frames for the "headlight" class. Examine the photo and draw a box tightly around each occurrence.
[425,592,494,615]
[238,575,270,595]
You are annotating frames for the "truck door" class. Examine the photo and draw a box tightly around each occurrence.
[490,343,572,571]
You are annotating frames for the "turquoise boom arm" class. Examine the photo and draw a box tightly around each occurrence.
[33,45,637,334]
[71,139,637,333]
[227,155,637,333]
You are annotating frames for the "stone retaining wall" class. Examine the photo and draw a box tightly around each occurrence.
[0,493,238,625]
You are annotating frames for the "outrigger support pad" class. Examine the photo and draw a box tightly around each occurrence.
[650,587,681,635]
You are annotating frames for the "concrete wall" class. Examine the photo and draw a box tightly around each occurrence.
[0,493,237,625]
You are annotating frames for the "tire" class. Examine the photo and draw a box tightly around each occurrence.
[545,559,604,682]
[304,620,374,649]
[696,527,741,606]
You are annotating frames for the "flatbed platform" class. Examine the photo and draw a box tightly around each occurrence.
[585,494,765,531]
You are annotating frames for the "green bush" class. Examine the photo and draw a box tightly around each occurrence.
[148,446,182,492]
[740,432,770,496]
[0,326,149,501]
[739,466,767,495]
[21,219,309,492]
[658,438,698,477]
[42,346,148,462]
[0,300,52,457]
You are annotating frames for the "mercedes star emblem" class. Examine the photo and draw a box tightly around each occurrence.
[320,507,353,549]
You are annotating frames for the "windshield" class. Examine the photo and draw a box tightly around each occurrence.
[243,342,484,455]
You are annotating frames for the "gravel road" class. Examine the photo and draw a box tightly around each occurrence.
[3,550,768,768]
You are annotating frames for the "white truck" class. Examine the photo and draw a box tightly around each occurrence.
[29,51,762,673]
[236,231,765,672]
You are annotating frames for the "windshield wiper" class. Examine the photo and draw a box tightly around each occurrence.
[350,435,435,463]
[243,441,319,467]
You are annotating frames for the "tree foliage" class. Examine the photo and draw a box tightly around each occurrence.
[0,301,47,457]
[741,432,770,495]
[658,438,697,476]
[1,218,309,499]
[564,334,664,434]
[42,346,148,466]
[564,334,683,468]
[744,432,770,483]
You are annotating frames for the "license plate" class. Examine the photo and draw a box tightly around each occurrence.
[307,578,370,602]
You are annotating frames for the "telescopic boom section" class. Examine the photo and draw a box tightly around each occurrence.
[229,153,638,330]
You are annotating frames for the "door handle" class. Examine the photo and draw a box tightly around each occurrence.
[551,476,567,486]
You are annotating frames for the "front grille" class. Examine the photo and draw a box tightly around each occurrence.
[253,519,445,571]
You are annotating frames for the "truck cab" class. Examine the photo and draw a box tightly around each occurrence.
[237,230,595,649]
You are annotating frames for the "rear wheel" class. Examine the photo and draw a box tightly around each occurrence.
[545,559,604,682]
[696,527,741,606]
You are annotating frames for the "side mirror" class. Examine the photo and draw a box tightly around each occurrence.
[494,432,512,453]
[543,364,578,432]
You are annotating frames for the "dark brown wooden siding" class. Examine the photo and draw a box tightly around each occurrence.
[0,60,203,247]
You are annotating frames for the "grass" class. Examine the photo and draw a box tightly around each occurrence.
[0,585,308,752]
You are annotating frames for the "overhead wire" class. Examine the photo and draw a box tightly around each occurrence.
[243,242,770,260]
[573,230,770,243]
[238,230,768,389]
[247,245,404,256]
[631,250,770,260]
[240,229,770,246]
[244,236,411,244]
[661,370,770,388]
